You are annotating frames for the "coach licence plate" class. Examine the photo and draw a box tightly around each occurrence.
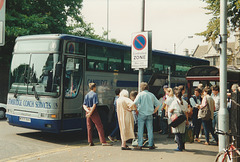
[19,117,31,123]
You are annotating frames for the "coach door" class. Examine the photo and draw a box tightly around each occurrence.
[148,73,168,97]
[62,56,85,131]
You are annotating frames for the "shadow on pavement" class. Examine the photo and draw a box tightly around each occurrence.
[184,149,218,156]
[16,131,88,145]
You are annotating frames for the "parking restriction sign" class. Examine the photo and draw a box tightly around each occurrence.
[131,31,152,69]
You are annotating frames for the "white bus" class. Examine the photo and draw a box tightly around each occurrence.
[6,34,209,133]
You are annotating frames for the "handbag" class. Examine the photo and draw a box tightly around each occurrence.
[183,126,194,143]
[169,102,187,128]
[169,114,187,128]
[198,103,211,120]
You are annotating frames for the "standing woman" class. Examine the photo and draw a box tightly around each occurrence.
[117,89,136,150]
[165,88,174,137]
[198,88,218,145]
[165,88,174,117]
[169,89,188,151]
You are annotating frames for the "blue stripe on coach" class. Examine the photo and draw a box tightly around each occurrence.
[116,80,138,87]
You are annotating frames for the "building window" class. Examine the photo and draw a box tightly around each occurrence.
[213,57,216,66]
[206,57,218,66]
[237,58,240,65]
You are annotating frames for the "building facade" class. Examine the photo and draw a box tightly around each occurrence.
[192,31,240,69]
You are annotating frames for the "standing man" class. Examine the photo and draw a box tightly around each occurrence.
[189,88,202,142]
[131,82,160,150]
[211,85,220,130]
[83,83,112,146]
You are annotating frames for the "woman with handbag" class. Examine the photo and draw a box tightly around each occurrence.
[169,88,188,151]
[197,88,218,145]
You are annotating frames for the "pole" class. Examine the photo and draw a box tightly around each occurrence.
[138,0,145,93]
[219,0,229,154]
[107,0,109,41]
[168,67,171,88]
[141,0,145,31]
[174,43,176,54]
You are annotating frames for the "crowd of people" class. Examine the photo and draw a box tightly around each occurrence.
[82,82,238,151]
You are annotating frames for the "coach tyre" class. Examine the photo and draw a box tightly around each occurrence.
[0,107,6,119]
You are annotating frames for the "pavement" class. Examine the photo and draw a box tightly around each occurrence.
[3,133,219,162]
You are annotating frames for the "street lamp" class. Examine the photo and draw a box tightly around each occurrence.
[174,36,193,54]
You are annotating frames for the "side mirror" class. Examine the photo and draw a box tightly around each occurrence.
[55,62,62,78]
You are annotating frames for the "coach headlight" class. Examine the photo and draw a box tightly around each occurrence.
[49,114,57,119]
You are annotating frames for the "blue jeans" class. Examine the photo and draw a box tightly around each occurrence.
[175,133,184,151]
[202,119,218,143]
[138,114,154,147]
[109,112,120,139]
[212,111,218,130]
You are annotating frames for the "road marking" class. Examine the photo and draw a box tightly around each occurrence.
[0,142,100,162]
[0,140,110,162]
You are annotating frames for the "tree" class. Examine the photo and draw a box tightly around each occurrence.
[0,0,122,67]
[197,0,240,42]
[0,0,84,66]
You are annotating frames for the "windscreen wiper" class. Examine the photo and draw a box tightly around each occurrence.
[32,85,39,100]
[14,86,19,98]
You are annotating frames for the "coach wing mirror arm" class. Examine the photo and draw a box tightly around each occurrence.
[32,85,39,100]
[55,62,62,78]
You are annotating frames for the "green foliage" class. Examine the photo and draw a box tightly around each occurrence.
[0,0,122,66]
[197,0,240,42]
[0,0,84,66]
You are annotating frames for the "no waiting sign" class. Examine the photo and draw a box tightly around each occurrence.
[131,31,152,69]
[0,0,5,46]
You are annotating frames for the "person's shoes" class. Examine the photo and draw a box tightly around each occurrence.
[108,136,115,142]
[149,145,157,150]
[158,130,163,134]
[194,138,199,141]
[204,142,210,145]
[174,148,183,151]
[102,143,112,146]
[134,146,143,150]
[89,143,94,146]
[121,146,132,150]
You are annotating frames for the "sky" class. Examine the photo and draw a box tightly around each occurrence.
[81,0,217,55]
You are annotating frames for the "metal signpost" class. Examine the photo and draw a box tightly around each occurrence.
[219,0,229,156]
[132,0,152,93]
[0,0,5,46]
[131,31,152,92]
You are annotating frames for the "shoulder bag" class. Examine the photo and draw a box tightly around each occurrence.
[198,101,211,120]
[169,102,187,128]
